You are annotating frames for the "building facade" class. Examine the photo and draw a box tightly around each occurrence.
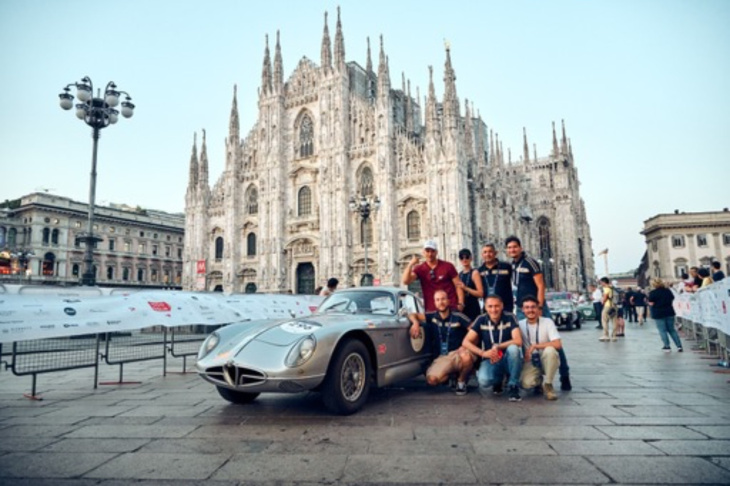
[183,9,595,294]
[641,209,730,281]
[0,192,185,288]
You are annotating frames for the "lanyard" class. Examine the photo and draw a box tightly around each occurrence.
[487,318,504,347]
[511,257,524,289]
[439,313,456,343]
[484,264,498,295]
[527,320,540,346]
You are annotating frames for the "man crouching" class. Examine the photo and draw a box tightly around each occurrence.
[518,295,562,401]
[408,290,474,396]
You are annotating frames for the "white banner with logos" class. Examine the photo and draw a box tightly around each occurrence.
[674,279,730,335]
[0,289,322,343]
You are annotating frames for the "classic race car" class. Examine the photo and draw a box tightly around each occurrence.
[196,287,433,415]
[547,299,582,330]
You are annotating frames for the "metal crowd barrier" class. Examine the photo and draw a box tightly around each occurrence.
[677,316,730,366]
[1,325,218,398]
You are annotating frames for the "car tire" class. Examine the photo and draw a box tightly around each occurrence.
[322,339,372,415]
[216,386,260,404]
[565,317,573,331]
[576,315,582,329]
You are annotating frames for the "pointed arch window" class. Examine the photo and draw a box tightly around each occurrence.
[246,186,258,215]
[299,115,314,158]
[247,233,257,257]
[407,210,420,240]
[537,217,553,288]
[215,236,224,261]
[298,186,312,216]
[360,166,374,196]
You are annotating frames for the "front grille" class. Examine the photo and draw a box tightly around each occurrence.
[205,365,265,386]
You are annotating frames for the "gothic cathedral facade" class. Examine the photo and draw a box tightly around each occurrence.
[183,9,595,294]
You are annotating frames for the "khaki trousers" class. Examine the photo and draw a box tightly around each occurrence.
[520,346,560,388]
[602,306,616,338]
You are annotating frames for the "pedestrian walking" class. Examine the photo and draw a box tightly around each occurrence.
[647,278,683,352]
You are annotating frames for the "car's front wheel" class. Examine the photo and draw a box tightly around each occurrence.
[322,339,371,415]
[575,314,582,329]
[216,386,260,404]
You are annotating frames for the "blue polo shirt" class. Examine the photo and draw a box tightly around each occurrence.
[424,310,471,357]
[512,252,542,306]
[478,260,513,312]
[470,312,518,349]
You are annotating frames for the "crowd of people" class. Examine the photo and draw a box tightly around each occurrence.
[400,236,571,402]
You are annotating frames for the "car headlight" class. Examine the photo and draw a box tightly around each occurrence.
[285,335,316,367]
[198,332,220,360]
[561,312,569,318]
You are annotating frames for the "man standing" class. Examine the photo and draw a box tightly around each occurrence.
[319,277,339,296]
[599,277,617,341]
[402,240,464,312]
[624,287,637,323]
[478,243,514,314]
[711,261,725,282]
[408,290,474,396]
[456,248,484,322]
[631,288,647,325]
[462,295,524,402]
[518,295,562,401]
[590,283,603,329]
[505,236,571,391]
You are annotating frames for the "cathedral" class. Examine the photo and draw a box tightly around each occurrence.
[183,8,595,294]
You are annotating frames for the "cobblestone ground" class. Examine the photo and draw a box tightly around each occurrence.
[1,319,729,485]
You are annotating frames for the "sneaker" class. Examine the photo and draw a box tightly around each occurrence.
[542,383,558,401]
[492,383,503,395]
[508,385,522,402]
[662,347,671,353]
[448,377,457,390]
[599,336,609,342]
[677,347,683,353]
[560,375,572,391]
[455,382,467,396]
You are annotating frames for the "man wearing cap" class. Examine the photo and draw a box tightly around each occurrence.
[402,239,464,313]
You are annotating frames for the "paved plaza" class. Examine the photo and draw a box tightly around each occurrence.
[1,318,729,485]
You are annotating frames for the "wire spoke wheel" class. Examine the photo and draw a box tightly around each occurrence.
[340,352,366,402]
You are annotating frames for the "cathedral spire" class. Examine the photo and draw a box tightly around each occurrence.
[199,129,209,187]
[489,129,495,165]
[273,30,283,92]
[188,132,198,189]
[551,120,559,157]
[425,65,440,140]
[333,6,345,72]
[533,143,538,164]
[365,36,373,73]
[442,42,459,131]
[523,127,530,163]
[320,11,332,73]
[229,85,239,141]
[377,35,390,92]
[261,34,272,95]
[560,119,568,155]
[464,98,474,158]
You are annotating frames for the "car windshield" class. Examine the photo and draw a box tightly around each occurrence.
[318,290,396,315]
[552,300,573,309]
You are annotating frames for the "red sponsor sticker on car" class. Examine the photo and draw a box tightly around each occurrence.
[377,343,387,355]
[148,301,171,312]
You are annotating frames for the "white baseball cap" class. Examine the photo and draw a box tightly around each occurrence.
[423,240,438,251]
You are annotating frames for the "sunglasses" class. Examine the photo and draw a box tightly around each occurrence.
[429,269,436,280]
[459,256,471,260]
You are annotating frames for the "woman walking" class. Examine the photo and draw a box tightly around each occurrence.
[647,278,683,352]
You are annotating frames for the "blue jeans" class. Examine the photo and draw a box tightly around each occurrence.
[477,344,523,392]
[654,316,682,349]
[515,306,570,378]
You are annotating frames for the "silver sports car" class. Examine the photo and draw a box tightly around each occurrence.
[196,287,432,414]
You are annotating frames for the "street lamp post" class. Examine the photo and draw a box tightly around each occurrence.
[349,195,380,286]
[59,77,135,286]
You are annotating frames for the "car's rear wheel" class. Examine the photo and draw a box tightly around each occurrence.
[565,316,574,331]
[575,314,582,329]
[216,386,260,404]
[322,339,371,415]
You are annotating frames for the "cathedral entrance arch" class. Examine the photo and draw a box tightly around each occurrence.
[296,262,315,295]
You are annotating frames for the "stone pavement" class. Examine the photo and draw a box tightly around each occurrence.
[1,319,730,485]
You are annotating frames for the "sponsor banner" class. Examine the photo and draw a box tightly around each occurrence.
[0,290,323,343]
[674,279,730,335]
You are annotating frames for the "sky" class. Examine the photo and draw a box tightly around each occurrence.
[1,0,728,274]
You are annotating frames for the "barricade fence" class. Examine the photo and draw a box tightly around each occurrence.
[674,278,730,365]
[2,324,220,398]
